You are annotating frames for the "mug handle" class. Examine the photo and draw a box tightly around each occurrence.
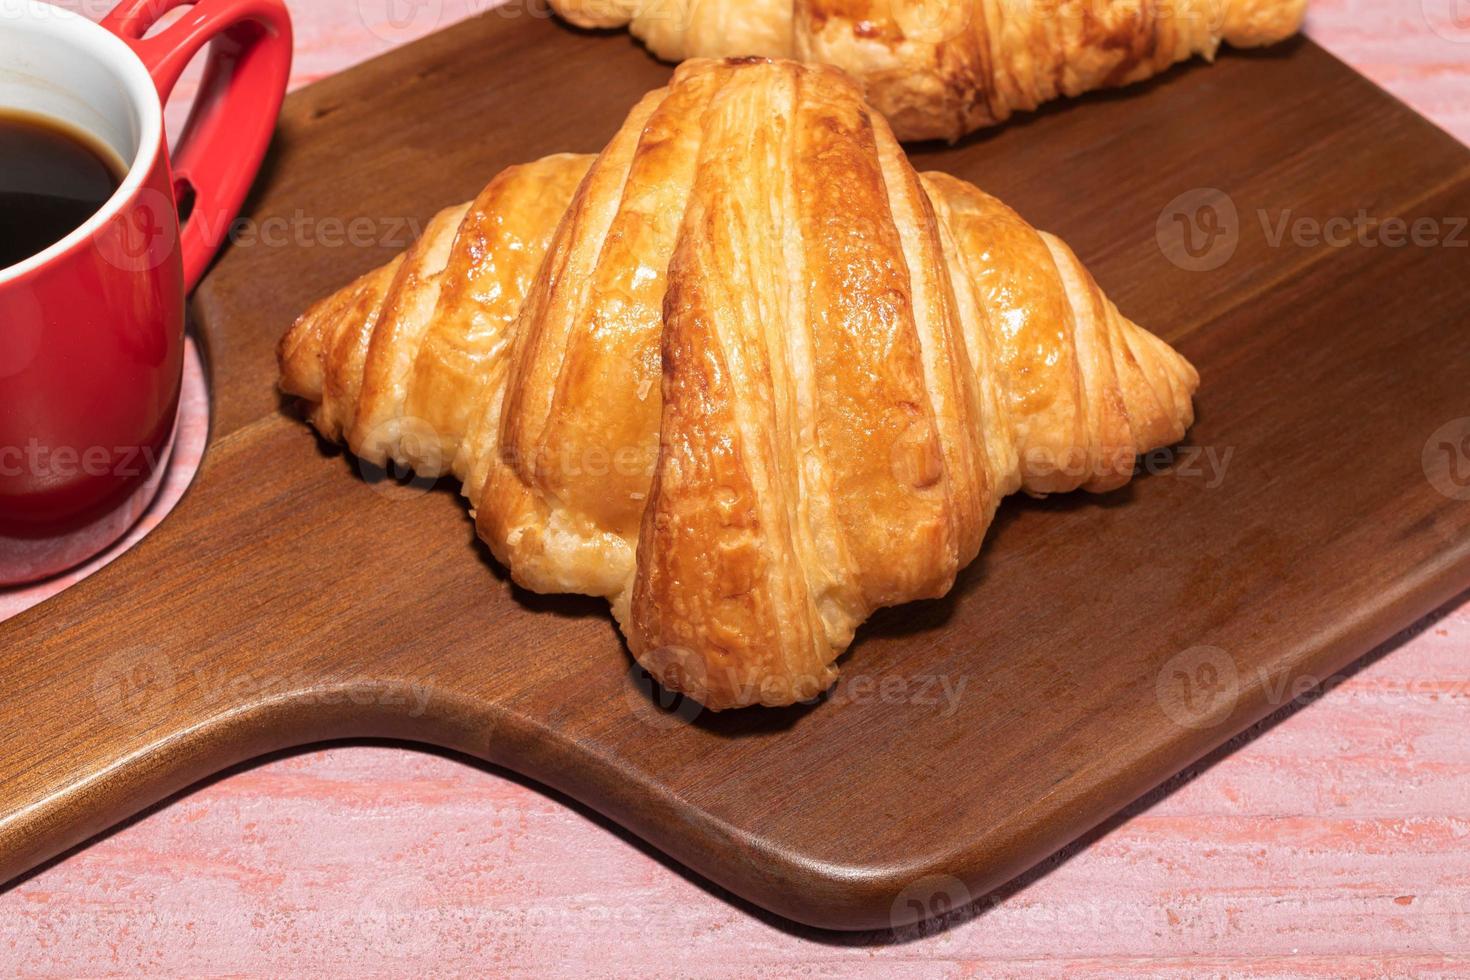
[102,0,293,291]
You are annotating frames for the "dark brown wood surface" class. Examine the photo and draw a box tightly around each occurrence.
[2,14,1468,931]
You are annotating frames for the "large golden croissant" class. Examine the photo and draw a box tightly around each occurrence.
[279,58,1198,709]
[551,0,1305,140]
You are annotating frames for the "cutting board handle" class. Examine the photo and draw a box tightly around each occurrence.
[0,420,495,887]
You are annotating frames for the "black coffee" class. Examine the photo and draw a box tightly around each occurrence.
[0,112,126,269]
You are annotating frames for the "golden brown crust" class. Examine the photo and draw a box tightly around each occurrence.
[404,157,588,480]
[548,0,1307,140]
[922,172,1197,493]
[553,0,796,60]
[278,58,1199,709]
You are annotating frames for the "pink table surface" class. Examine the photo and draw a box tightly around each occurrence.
[4,1,1468,975]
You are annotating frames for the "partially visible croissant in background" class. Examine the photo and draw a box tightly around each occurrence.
[279,58,1198,709]
[551,0,1306,140]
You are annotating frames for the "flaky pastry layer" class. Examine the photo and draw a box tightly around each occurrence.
[552,0,1306,140]
[279,58,1198,709]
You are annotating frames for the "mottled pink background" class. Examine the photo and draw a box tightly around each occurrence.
[3,1,1468,974]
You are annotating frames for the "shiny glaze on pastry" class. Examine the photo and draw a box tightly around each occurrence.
[279,58,1198,709]
[551,0,1306,140]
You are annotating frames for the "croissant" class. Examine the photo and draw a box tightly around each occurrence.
[278,58,1198,709]
[550,0,1306,140]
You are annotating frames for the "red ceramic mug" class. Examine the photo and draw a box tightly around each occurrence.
[0,0,291,584]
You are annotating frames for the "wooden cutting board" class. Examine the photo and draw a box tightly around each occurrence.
[2,13,1468,931]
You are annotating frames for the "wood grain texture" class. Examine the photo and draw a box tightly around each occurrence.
[3,609,1467,974]
[2,0,1470,963]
